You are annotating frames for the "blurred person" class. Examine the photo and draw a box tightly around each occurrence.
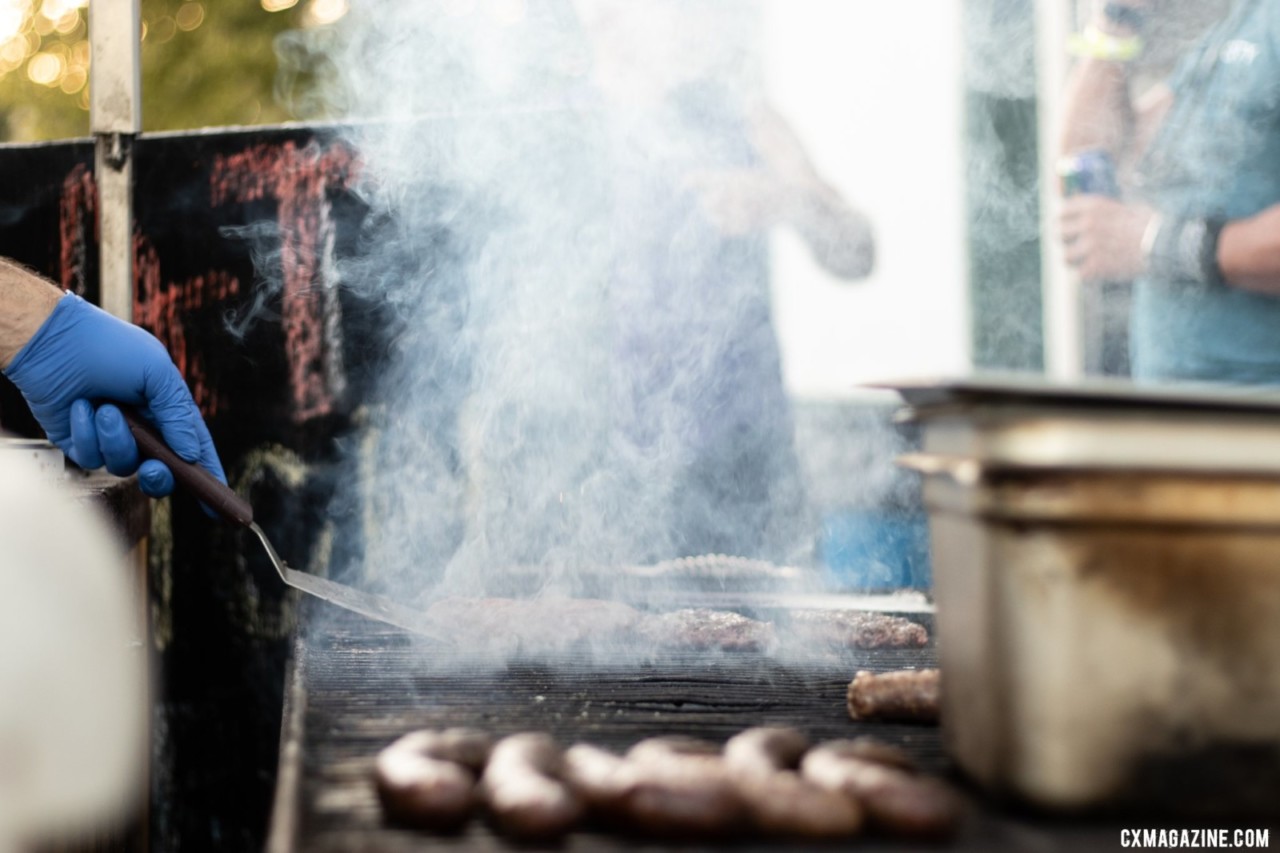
[1,258,226,493]
[574,0,875,565]
[1058,0,1280,384]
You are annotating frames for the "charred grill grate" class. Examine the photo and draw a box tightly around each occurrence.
[271,600,950,851]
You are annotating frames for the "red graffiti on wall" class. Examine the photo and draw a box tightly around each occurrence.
[211,140,360,423]
[59,164,96,296]
[133,234,240,417]
[58,164,245,418]
[54,138,359,423]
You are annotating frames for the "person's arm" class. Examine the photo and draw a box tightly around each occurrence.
[685,104,875,281]
[1218,204,1280,294]
[783,177,875,282]
[0,257,226,499]
[1058,1,1173,282]
[1064,186,1280,292]
[1059,1,1170,166]
[1061,6,1280,293]
[1060,39,1135,157]
[0,259,61,368]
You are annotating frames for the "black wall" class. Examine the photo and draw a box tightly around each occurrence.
[0,124,386,851]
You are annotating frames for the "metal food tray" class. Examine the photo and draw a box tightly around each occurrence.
[874,373,1280,414]
[888,376,1280,811]
[874,374,1280,474]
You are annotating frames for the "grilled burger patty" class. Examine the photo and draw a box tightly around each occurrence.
[786,609,929,650]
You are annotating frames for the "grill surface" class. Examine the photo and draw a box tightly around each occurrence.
[268,599,1217,852]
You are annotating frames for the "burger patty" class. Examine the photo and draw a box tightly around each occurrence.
[786,610,929,650]
[635,608,778,653]
[421,598,776,654]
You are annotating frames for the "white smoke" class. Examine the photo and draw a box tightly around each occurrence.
[293,0,840,609]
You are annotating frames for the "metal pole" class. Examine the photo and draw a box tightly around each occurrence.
[89,9,148,846]
[1035,0,1083,380]
[89,0,141,321]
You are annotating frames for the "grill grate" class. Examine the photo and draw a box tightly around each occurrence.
[268,600,1142,852]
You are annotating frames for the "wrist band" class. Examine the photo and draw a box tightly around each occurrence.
[1146,215,1226,288]
[1103,3,1146,33]
[1068,26,1144,62]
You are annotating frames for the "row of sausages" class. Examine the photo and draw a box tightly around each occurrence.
[375,726,963,841]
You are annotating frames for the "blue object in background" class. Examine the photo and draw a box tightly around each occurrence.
[820,510,932,590]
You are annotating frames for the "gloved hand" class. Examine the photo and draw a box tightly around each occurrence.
[3,292,226,500]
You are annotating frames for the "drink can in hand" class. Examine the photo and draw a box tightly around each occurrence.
[1057,149,1118,197]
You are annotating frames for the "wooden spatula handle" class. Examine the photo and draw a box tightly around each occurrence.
[121,408,254,526]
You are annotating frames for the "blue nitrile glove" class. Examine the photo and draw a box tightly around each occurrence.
[3,292,226,501]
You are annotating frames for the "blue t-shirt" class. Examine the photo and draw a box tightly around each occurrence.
[1131,0,1280,384]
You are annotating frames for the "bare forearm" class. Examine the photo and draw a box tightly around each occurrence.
[789,183,875,281]
[0,259,62,369]
[1059,2,1162,162]
[1060,56,1135,157]
[1219,205,1280,295]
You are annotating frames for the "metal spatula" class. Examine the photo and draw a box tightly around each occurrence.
[122,410,452,645]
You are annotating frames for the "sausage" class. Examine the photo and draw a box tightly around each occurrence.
[480,733,584,840]
[735,770,865,839]
[406,727,494,770]
[846,668,941,723]
[801,742,961,838]
[625,736,721,763]
[374,729,492,829]
[723,728,863,839]
[832,736,917,771]
[561,743,633,819]
[723,726,810,777]
[621,756,745,838]
[563,740,743,836]
[617,737,744,837]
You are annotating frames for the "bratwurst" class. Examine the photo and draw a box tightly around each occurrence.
[563,737,747,837]
[480,733,584,840]
[724,727,864,839]
[620,737,746,837]
[846,668,941,723]
[802,740,961,838]
[374,728,493,829]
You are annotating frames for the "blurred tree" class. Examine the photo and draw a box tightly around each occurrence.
[0,0,343,142]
